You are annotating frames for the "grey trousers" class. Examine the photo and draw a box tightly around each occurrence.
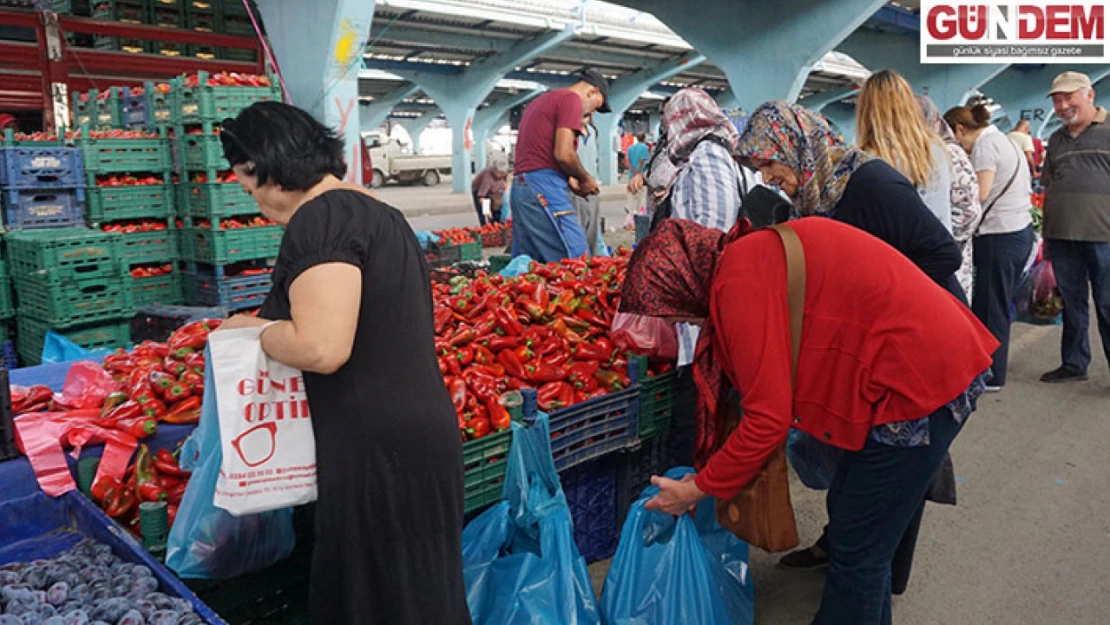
[570,191,601,256]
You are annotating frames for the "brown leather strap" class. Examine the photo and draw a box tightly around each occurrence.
[770,224,806,387]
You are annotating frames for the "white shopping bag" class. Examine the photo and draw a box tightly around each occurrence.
[481,197,493,221]
[209,326,317,516]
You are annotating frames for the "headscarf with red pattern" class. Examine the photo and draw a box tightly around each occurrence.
[736,100,873,216]
[620,217,751,468]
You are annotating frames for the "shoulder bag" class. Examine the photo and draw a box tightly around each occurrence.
[714,223,804,553]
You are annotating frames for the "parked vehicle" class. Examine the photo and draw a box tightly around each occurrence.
[363,131,451,187]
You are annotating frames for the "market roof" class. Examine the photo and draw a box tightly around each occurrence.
[360,0,874,122]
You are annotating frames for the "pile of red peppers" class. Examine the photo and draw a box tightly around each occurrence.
[435,251,646,441]
[90,443,192,537]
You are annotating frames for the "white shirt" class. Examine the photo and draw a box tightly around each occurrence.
[971,126,1033,235]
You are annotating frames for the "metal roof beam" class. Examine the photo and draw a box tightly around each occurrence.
[360,82,421,132]
[798,85,859,112]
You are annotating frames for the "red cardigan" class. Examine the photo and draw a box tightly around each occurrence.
[694,218,998,500]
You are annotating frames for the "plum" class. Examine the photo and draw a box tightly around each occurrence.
[45,584,67,607]
[146,612,177,625]
[115,610,143,625]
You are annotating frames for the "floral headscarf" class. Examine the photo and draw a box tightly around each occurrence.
[621,217,752,468]
[646,87,740,192]
[916,94,958,145]
[736,100,874,215]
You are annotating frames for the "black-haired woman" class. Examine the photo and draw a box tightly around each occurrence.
[216,101,470,625]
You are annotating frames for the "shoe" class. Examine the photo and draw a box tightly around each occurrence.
[778,546,829,570]
[984,384,1002,393]
[1040,366,1088,383]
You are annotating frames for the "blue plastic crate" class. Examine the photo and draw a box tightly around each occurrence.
[560,456,618,563]
[0,145,85,189]
[547,386,638,472]
[1,188,86,229]
[184,270,272,311]
[0,491,226,624]
[121,85,149,129]
[130,303,227,343]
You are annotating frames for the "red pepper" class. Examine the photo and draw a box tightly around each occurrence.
[485,335,519,352]
[566,361,600,389]
[560,315,592,334]
[466,416,491,439]
[139,481,167,502]
[184,350,205,371]
[514,344,535,363]
[104,485,136,518]
[99,400,142,423]
[162,396,201,424]
[572,341,612,362]
[534,282,550,310]
[545,350,571,367]
[116,415,158,438]
[552,291,579,316]
[449,378,467,414]
[166,482,187,505]
[472,344,495,365]
[434,306,454,334]
[498,350,527,379]
[164,382,190,402]
[142,399,167,419]
[149,370,175,395]
[537,381,574,411]
[493,307,522,335]
[167,330,207,352]
[526,361,567,383]
[594,369,625,391]
[163,357,187,378]
[575,307,608,327]
[523,301,547,322]
[487,397,511,431]
[449,327,477,347]
[166,503,179,527]
[91,476,121,502]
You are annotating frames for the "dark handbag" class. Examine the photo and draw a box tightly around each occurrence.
[714,223,804,553]
[741,185,795,229]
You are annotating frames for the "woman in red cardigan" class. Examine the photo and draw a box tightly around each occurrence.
[621,217,997,625]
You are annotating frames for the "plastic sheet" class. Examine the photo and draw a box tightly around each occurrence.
[786,428,842,490]
[462,415,600,625]
[41,330,114,365]
[165,353,295,579]
[609,313,678,361]
[58,360,120,409]
[599,467,754,625]
[498,254,535,277]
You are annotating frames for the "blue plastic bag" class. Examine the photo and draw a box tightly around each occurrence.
[498,254,535,277]
[40,331,114,364]
[462,415,600,625]
[600,468,754,625]
[787,429,842,490]
[165,351,295,579]
[414,229,435,251]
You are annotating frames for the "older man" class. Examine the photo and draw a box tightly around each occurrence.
[1040,71,1110,383]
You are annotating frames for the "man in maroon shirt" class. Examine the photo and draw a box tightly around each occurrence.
[509,69,610,262]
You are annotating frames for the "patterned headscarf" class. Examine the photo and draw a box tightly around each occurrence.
[736,100,874,215]
[916,94,958,145]
[646,88,740,192]
[621,218,752,468]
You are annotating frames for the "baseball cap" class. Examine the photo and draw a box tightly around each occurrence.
[578,69,612,113]
[1047,71,1092,97]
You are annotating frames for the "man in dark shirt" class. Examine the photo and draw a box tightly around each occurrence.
[1040,71,1110,383]
[509,69,610,262]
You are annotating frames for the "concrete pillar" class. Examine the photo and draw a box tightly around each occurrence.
[360,83,419,133]
[594,54,706,185]
[609,0,885,112]
[397,109,439,153]
[260,0,374,184]
[393,26,574,193]
[823,101,857,144]
[837,29,1007,111]
[714,89,739,111]
[647,109,661,140]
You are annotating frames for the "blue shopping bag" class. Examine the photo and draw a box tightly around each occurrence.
[462,415,600,625]
[786,428,843,490]
[165,351,295,579]
[599,467,754,625]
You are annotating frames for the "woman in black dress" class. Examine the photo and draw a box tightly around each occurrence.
[216,101,470,625]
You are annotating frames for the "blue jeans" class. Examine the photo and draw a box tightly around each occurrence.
[972,225,1035,385]
[1047,239,1110,373]
[813,408,964,625]
[509,170,588,263]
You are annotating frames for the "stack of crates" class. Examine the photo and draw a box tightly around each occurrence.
[0,136,87,231]
[78,129,184,308]
[120,81,175,130]
[173,71,283,312]
[71,88,124,130]
[185,0,221,60]
[149,0,187,57]
[218,0,257,62]
[8,228,133,366]
[91,0,147,54]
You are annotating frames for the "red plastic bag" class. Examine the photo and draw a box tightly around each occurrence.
[1016,242,1064,325]
[609,312,679,361]
[57,360,120,409]
[13,411,138,497]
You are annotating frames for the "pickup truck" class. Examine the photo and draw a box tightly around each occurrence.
[363,131,452,187]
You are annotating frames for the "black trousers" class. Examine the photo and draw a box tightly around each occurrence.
[972,225,1035,385]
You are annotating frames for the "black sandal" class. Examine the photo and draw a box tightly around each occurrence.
[778,546,829,570]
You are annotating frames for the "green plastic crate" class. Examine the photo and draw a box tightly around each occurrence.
[77,137,171,175]
[432,240,483,263]
[487,254,511,274]
[14,273,135,326]
[179,133,228,170]
[0,277,13,320]
[182,180,257,218]
[182,225,283,264]
[463,427,512,514]
[17,316,131,366]
[173,71,281,124]
[637,369,677,441]
[85,183,173,223]
[131,272,184,307]
[71,88,124,130]
[6,228,122,282]
[119,228,177,266]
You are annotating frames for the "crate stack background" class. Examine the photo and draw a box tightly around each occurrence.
[81,0,262,62]
[79,129,184,309]
[172,70,282,313]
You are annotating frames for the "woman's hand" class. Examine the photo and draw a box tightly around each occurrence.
[644,473,708,516]
[627,172,645,194]
[219,314,272,331]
